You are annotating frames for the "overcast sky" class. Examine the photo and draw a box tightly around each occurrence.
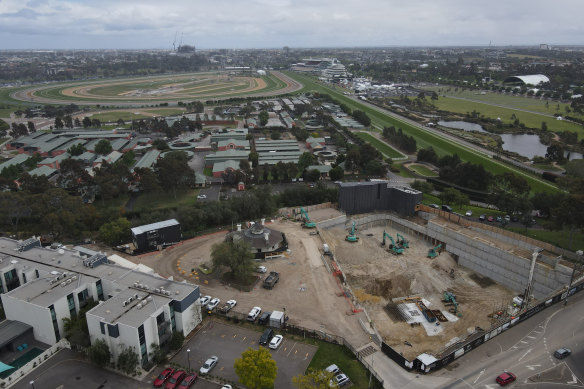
[0,0,582,50]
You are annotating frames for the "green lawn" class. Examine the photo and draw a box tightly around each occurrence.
[286,72,559,194]
[532,163,564,172]
[203,167,213,176]
[88,111,155,123]
[132,189,199,211]
[508,227,584,251]
[354,132,406,158]
[407,163,437,177]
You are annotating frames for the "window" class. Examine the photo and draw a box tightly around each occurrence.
[22,273,27,284]
[169,304,176,331]
[35,269,39,279]
[49,305,60,341]
[4,269,20,292]
[138,325,147,365]
[67,293,76,317]
[96,280,104,301]
[77,289,89,307]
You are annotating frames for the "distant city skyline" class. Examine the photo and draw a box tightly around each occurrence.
[0,0,582,50]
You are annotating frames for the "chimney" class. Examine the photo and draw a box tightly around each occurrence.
[261,218,265,225]
[237,223,242,231]
[264,232,269,243]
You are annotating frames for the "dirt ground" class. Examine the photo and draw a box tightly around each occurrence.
[126,219,372,349]
[319,224,516,360]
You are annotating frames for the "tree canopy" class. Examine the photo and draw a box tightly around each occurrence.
[234,347,277,389]
[211,240,255,281]
[293,369,334,389]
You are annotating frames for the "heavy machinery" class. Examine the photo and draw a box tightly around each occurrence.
[427,243,443,258]
[345,222,359,242]
[396,233,409,249]
[443,291,461,316]
[381,230,403,255]
[300,207,316,228]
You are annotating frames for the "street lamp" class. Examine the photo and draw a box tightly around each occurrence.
[30,381,35,389]
[186,349,191,373]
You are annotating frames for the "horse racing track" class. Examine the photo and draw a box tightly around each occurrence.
[11,71,302,106]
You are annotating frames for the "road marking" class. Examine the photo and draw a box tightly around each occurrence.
[241,336,246,342]
[518,348,532,362]
[526,336,536,339]
[526,364,541,371]
[287,342,297,357]
[567,372,578,384]
[520,340,528,344]
[232,334,237,339]
[474,368,485,384]
[303,352,309,360]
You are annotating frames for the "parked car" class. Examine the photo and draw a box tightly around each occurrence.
[153,367,175,387]
[259,328,274,345]
[554,348,571,359]
[505,215,511,222]
[429,204,440,209]
[165,370,186,389]
[496,216,502,223]
[207,298,220,311]
[247,306,262,321]
[487,216,494,222]
[496,372,516,386]
[269,334,284,349]
[256,265,267,273]
[511,215,520,222]
[442,205,453,212]
[479,214,486,221]
[200,295,211,306]
[465,210,472,216]
[258,311,272,325]
[177,373,198,389]
[221,299,237,313]
[221,386,232,389]
[199,356,219,375]
[330,373,350,387]
[197,194,207,199]
[325,364,340,375]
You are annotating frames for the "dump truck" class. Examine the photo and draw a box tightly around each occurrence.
[263,271,280,289]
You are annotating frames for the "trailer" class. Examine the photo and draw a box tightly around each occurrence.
[263,271,280,289]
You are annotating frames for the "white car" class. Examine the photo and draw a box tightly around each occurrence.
[268,335,283,349]
[465,210,472,216]
[199,356,218,375]
[200,295,211,306]
[221,299,237,313]
[256,265,267,273]
[197,194,207,199]
[221,386,232,389]
[207,298,220,311]
[247,306,262,321]
[325,364,340,375]
[330,373,350,387]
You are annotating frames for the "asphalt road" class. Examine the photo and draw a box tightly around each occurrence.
[435,290,584,388]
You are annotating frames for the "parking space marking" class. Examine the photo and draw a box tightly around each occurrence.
[233,334,237,339]
[241,336,246,342]
[287,342,297,357]
[221,334,226,338]
[304,352,309,360]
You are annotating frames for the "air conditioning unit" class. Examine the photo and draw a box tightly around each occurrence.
[60,282,66,287]
[128,297,133,303]
[72,276,77,281]
[66,279,72,284]
[123,301,128,307]
[155,288,161,293]
[136,303,143,309]
[134,282,138,287]
[165,291,170,296]
[134,294,138,300]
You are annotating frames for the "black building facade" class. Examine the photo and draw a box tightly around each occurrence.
[338,182,422,216]
[131,219,181,252]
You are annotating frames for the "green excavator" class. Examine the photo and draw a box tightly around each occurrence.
[443,291,461,316]
[381,230,404,255]
[396,233,409,249]
[345,221,359,242]
[300,207,316,228]
[428,243,443,258]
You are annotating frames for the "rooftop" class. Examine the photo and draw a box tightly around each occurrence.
[131,219,179,235]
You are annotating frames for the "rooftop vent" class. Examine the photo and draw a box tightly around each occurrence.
[60,282,66,287]
[137,303,143,309]
[123,301,128,307]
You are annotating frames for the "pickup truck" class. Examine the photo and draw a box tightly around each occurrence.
[263,271,280,289]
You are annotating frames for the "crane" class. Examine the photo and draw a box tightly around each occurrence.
[381,230,403,255]
[345,221,359,242]
[396,233,409,249]
[428,244,443,258]
[300,207,316,228]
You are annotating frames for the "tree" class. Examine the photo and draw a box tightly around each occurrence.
[134,167,160,192]
[249,152,259,168]
[270,131,281,140]
[62,299,98,347]
[64,115,73,128]
[329,166,344,181]
[67,143,86,156]
[293,369,334,389]
[156,151,196,199]
[298,152,316,172]
[95,139,113,155]
[54,117,64,129]
[27,121,36,133]
[234,347,277,389]
[99,217,131,246]
[211,240,255,281]
[410,180,434,193]
[258,111,269,127]
[82,117,92,128]
[417,147,438,165]
[545,143,565,163]
[306,169,321,182]
[440,187,466,206]
[352,110,371,126]
[117,346,139,375]
[152,139,170,150]
[88,339,111,368]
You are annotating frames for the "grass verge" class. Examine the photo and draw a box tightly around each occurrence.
[133,189,198,211]
[407,163,437,177]
[508,226,584,251]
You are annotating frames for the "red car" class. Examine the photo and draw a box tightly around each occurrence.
[177,373,198,388]
[487,216,495,222]
[496,372,516,386]
[165,370,186,389]
[153,367,175,387]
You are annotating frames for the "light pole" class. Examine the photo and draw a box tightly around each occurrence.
[186,348,191,373]
[30,381,35,389]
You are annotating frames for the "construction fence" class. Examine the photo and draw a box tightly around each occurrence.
[279,202,335,217]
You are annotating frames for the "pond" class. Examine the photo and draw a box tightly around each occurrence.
[439,121,582,160]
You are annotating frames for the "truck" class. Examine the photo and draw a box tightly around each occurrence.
[263,271,280,289]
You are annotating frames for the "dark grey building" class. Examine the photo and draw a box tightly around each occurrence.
[338,182,422,216]
[131,219,181,252]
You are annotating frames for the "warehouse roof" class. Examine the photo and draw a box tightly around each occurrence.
[131,219,179,235]
[133,149,160,170]
[28,165,57,177]
[0,154,30,170]
[39,153,70,165]
[217,139,250,149]
[307,165,332,173]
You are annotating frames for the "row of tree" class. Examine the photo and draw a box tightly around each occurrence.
[382,126,417,153]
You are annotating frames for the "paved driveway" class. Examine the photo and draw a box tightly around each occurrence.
[172,321,317,389]
[197,184,221,202]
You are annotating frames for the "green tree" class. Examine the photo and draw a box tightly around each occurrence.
[156,151,196,199]
[298,152,316,172]
[545,143,565,163]
[293,369,334,389]
[352,110,371,126]
[211,240,255,281]
[410,180,434,193]
[306,169,321,182]
[117,346,139,375]
[270,131,281,140]
[234,347,277,389]
[329,166,344,181]
[27,121,36,133]
[169,331,184,351]
[258,111,269,127]
[95,139,113,155]
[67,143,86,156]
[62,299,98,347]
[249,151,259,168]
[488,173,531,216]
[440,187,463,206]
[54,117,64,129]
[88,339,111,368]
[152,139,169,150]
[99,217,131,246]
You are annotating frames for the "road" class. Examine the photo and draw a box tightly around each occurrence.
[434,290,584,388]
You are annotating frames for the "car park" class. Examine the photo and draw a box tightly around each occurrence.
[330,373,350,387]
[256,265,267,273]
[207,298,220,311]
[199,356,218,375]
[259,328,274,345]
[325,364,340,375]
[554,348,571,359]
[487,216,494,222]
[496,372,516,386]
[479,214,486,221]
[258,311,272,325]
[269,334,283,349]
[153,367,175,387]
[200,295,211,306]
[465,210,472,216]
[177,373,198,388]
[165,370,186,389]
[247,306,262,321]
